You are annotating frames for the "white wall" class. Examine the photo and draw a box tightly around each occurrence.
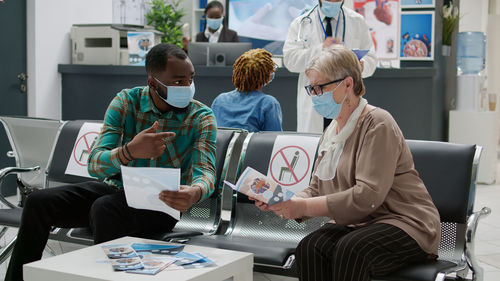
[27,0,113,119]
[459,0,489,33]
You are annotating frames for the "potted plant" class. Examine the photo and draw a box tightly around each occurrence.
[146,0,185,48]
[441,1,459,56]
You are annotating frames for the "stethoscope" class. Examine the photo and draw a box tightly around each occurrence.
[296,4,346,44]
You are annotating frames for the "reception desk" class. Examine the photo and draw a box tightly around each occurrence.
[58,65,443,140]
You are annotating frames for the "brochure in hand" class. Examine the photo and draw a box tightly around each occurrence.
[121,166,181,220]
[224,167,306,205]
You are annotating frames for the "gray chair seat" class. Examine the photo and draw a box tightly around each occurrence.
[373,260,459,281]
[187,235,295,266]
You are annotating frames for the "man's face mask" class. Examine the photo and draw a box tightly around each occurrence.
[154,77,195,108]
[320,0,343,18]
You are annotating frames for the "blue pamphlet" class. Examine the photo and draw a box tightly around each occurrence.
[131,243,185,256]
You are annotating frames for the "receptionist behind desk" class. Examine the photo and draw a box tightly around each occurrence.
[196,0,239,43]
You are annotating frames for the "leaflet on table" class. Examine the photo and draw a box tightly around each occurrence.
[165,252,216,270]
[121,166,181,220]
[101,244,144,271]
[110,257,144,271]
[131,243,185,256]
[126,256,176,275]
[102,244,139,259]
[224,167,304,205]
[100,242,215,273]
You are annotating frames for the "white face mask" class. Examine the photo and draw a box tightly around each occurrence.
[320,0,343,18]
[154,77,195,108]
[206,17,223,30]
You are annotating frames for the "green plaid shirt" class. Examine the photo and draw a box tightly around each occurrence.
[88,86,217,200]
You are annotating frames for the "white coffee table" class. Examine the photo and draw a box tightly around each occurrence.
[23,236,253,281]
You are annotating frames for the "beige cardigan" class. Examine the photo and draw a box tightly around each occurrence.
[297,107,441,255]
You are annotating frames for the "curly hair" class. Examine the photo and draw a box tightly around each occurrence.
[232,48,275,93]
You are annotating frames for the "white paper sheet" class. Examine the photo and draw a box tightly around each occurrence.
[121,166,180,220]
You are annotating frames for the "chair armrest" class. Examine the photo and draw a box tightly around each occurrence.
[465,206,491,281]
[0,166,40,209]
[162,231,204,242]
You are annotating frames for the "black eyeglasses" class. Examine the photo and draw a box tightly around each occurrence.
[304,77,345,96]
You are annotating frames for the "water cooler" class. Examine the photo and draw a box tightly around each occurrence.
[449,31,498,184]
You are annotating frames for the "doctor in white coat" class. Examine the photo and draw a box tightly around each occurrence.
[283,0,376,133]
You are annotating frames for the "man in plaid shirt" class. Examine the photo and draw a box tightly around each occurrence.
[6,43,217,281]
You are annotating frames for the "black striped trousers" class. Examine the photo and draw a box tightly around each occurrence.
[296,223,429,281]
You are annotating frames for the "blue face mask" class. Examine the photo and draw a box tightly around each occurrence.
[269,72,275,83]
[206,17,223,30]
[154,77,195,108]
[265,65,277,86]
[311,80,346,119]
[320,0,343,18]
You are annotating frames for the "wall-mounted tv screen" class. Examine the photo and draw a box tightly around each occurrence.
[228,0,317,55]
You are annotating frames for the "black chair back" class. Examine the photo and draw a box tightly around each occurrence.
[173,128,241,235]
[406,140,477,224]
[229,131,328,244]
[46,120,101,187]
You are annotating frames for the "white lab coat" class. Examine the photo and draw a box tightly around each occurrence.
[283,6,376,133]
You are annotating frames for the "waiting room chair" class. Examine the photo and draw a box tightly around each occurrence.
[43,120,102,245]
[47,122,246,244]
[159,127,248,240]
[0,116,64,264]
[372,140,490,281]
[186,131,330,276]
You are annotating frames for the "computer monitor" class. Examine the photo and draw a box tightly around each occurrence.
[188,42,253,66]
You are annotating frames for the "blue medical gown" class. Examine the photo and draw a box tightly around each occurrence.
[211,89,283,132]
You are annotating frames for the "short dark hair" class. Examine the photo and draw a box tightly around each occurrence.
[204,0,224,15]
[145,43,187,75]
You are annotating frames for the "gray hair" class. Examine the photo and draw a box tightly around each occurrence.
[305,45,365,96]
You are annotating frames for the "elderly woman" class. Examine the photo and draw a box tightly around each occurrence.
[211,48,282,132]
[254,45,441,281]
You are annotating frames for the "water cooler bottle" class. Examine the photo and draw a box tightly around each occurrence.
[450,31,497,184]
[455,31,487,110]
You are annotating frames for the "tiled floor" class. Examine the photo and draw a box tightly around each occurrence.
[0,166,499,280]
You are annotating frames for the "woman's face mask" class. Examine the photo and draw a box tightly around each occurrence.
[320,0,343,18]
[311,80,346,119]
[154,77,195,108]
[206,17,223,30]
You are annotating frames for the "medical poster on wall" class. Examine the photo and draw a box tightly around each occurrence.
[353,0,400,60]
[401,0,435,9]
[400,11,434,61]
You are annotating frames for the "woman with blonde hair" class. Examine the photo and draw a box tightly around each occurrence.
[211,48,282,132]
[254,45,440,280]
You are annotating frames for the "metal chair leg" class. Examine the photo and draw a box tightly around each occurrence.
[0,236,16,265]
[0,226,9,241]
